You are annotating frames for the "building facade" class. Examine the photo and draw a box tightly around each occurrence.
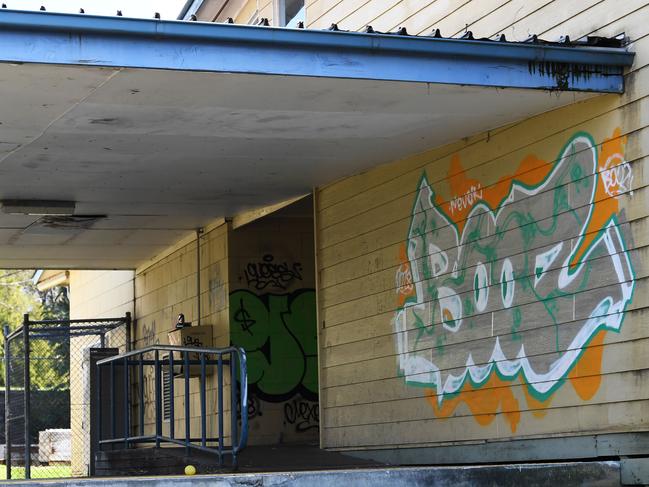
[58,0,649,469]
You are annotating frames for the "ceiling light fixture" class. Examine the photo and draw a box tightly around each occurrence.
[0,199,76,216]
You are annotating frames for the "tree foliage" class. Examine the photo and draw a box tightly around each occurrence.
[0,270,70,390]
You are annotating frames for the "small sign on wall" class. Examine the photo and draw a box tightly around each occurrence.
[167,325,214,377]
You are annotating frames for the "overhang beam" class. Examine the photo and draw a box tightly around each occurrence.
[0,9,634,93]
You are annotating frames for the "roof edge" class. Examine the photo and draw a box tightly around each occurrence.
[0,9,635,68]
[0,9,633,93]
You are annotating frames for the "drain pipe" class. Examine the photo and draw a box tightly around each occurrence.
[196,228,204,326]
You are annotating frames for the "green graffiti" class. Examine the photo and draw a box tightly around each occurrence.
[230,289,318,402]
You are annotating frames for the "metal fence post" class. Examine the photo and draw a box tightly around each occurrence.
[125,312,132,353]
[4,325,11,480]
[94,360,102,475]
[23,314,30,479]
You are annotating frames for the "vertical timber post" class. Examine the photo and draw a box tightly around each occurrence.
[23,314,30,479]
[4,325,11,480]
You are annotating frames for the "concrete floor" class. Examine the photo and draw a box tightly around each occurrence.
[94,443,380,477]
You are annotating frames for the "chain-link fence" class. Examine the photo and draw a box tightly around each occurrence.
[3,313,130,480]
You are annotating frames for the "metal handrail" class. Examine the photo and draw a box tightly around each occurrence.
[94,345,248,470]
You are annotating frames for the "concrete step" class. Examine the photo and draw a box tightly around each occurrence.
[5,461,624,486]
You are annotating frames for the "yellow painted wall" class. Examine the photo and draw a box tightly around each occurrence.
[314,1,649,450]
[305,0,644,40]
[196,0,260,23]
[69,270,134,476]
[132,222,231,443]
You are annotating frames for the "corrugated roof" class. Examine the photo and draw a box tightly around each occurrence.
[0,3,629,49]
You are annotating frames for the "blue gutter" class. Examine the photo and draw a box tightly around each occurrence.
[0,9,634,92]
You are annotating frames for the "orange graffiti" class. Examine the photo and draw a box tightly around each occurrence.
[571,129,627,268]
[437,153,549,235]
[523,386,553,419]
[568,330,606,401]
[426,374,521,433]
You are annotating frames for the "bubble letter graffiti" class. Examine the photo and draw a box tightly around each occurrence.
[393,130,635,432]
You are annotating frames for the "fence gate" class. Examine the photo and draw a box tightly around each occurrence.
[4,313,130,480]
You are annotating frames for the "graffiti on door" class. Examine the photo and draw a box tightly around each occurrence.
[230,289,318,402]
[393,129,635,432]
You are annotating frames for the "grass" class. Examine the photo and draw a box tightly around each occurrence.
[0,465,72,479]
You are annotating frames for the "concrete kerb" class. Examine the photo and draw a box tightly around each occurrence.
[0,461,623,487]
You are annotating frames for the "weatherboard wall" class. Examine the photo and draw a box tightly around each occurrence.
[131,222,232,443]
[314,1,649,452]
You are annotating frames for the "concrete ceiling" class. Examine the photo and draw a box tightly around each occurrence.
[0,62,594,269]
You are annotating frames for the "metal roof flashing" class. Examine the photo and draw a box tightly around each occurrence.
[0,8,634,92]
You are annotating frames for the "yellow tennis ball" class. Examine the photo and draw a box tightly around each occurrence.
[185,465,196,476]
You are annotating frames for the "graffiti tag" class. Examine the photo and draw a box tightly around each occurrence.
[244,254,303,291]
[448,183,483,215]
[141,321,160,347]
[395,263,414,296]
[182,336,204,347]
[600,153,633,197]
[283,398,319,432]
[233,298,256,335]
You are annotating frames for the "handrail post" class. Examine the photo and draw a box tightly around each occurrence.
[200,352,206,448]
[169,352,175,440]
[123,357,129,448]
[217,354,223,466]
[139,353,144,438]
[184,351,190,456]
[4,325,11,480]
[110,361,116,440]
[238,348,248,452]
[23,314,31,479]
[230,350,238,460]
[154,350,162,448]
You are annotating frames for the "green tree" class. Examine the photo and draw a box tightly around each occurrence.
[0,270,70,390]
[0,270,42,333]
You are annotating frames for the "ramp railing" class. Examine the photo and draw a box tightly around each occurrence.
[94,345,248,469]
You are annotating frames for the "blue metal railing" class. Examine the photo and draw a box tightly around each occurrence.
[95,345,247,469]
